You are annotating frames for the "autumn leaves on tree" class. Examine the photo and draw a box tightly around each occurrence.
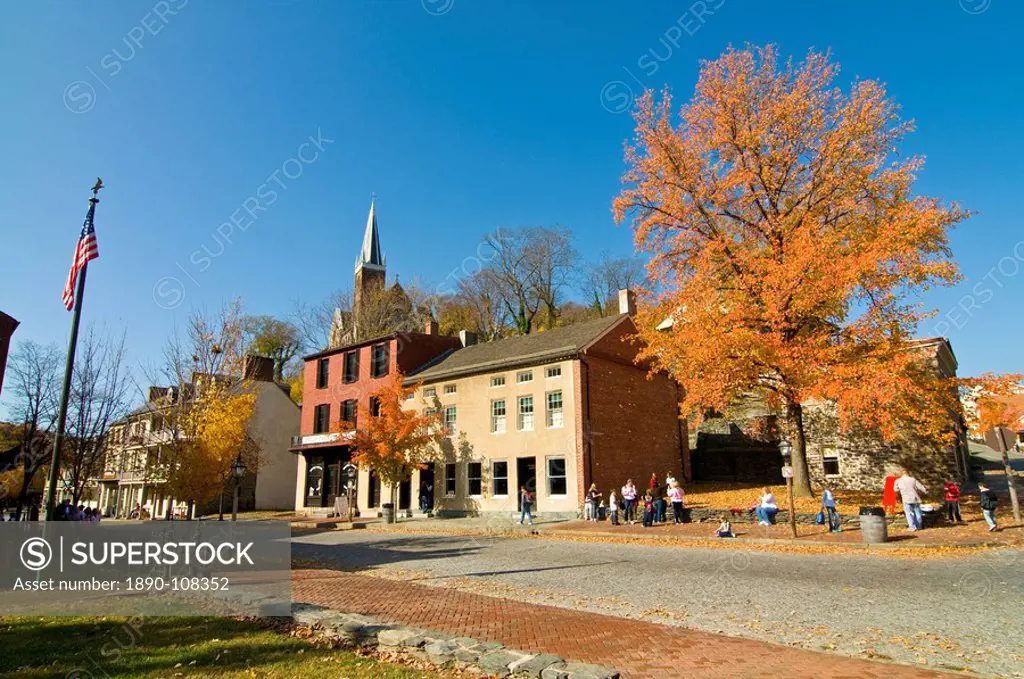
[615,45,970,496]
[343,375,442,520]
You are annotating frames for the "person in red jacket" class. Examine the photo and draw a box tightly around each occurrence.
[943,479,964,524]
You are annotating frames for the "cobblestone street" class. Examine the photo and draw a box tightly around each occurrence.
[293,530,1024,678]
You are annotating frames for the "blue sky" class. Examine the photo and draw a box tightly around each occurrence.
[1,0,1021,414]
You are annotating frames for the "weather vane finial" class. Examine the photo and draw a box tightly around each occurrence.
[91,177,104,196]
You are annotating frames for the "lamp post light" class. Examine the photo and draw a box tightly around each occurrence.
[231,455,246,522]
[779,439,797,538]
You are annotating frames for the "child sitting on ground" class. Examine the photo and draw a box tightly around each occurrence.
[715,519,734,538]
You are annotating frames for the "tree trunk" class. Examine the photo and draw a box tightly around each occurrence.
[786,401,814,498]
[1000,448,1021,524]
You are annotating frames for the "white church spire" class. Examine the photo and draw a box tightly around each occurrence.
[355,194,385,273]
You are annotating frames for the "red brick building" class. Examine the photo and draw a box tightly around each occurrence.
[292,326,461,512]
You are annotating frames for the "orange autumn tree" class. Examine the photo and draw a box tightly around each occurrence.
[347,374,443,521]
[615,45,968,496]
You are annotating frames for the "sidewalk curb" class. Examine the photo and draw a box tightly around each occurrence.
[292,603,620,678]
[364,522,1014,553]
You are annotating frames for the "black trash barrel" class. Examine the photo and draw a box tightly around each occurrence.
[859,506,887,544]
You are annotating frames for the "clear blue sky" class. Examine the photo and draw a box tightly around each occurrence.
[1,0,1021,414]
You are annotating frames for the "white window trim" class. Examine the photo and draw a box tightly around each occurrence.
[490,376,506,388]
[546,455,568,497]
[545,365,562,379]
[516,370,533,384]
[444,463,457,498]
[467,461,484,498]
[491,459,509,497]
[443,384,457,395]
[822,447,842,477]
[545,390,564,429]
[517,395,535,432]
[490,399,507,435]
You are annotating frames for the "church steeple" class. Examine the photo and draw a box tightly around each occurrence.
[355,195,385,273]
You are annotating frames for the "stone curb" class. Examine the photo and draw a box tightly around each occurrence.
[292,603,620,679]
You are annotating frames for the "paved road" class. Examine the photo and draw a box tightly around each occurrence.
[293,530,1024,677]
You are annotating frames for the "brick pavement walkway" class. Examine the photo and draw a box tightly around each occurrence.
[292,569,958,679]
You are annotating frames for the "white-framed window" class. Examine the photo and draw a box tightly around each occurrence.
[491,399,507,433]
[423,386,437,398]
[444,406,457,433]
[517,395,534,431]
[444,463,457,496]
[822,448,841,476]
[467,462,482,496]
[490,375,505,388]
[546,390,564,428]
[545,365,561,379]
[547,456,567,496]
[444,384,457,395]
[516,370,533,384]
[492,460,509,496]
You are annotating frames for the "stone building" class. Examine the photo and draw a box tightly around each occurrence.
[690,337,971,490]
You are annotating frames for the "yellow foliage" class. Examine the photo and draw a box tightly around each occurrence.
[164,382,258,508]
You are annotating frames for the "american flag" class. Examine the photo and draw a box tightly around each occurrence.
[62,212,99,310]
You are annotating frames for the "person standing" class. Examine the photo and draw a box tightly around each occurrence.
[641,491,655,527]
[621,479,638,525]
[893,470,927,531]
[821,487,840,533]
[668,481,685,524]
[518,486,534,526]
[586,484,602,522]
[979,482,999,532]
[608,489,620,526]
[943,479,963,524]
[652,479,666,524]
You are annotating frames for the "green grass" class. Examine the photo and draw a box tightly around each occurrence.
[0,616,444,678]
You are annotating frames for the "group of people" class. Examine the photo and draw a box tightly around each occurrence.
[583,472,689,528]
[53,498,101,522]
[888,471,1002,532]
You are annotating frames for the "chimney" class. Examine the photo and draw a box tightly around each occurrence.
[243,355,275,382]
[425,317,439,336]
[148,386,169,403]
[618,288,637,316]
[459,330,478,347]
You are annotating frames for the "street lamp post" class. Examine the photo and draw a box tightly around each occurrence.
[231,455,246,522]
[779,439,798,538]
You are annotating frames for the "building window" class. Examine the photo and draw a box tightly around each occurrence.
[492,460,508,496]
[444,384,457,395]
[467,462,482,496]
[444,463,457,496]
[371,343,390,378]
[444,406,457,433]
[516,370,533,384]
[546,390,564,428]
[341,399,358,428]
[343,351,359,383]
[369,397,382,417]
[490,375,505,388]
[423,386,437,399]
[313,404,330,434]
[316,358,329,389]
[822,448,841,476]
[491,399,506,433]
[517,395,534,431]
[547,457,567,496]
[545,365,561,379]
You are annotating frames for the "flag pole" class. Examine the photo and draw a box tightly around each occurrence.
[44,180,102,521]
